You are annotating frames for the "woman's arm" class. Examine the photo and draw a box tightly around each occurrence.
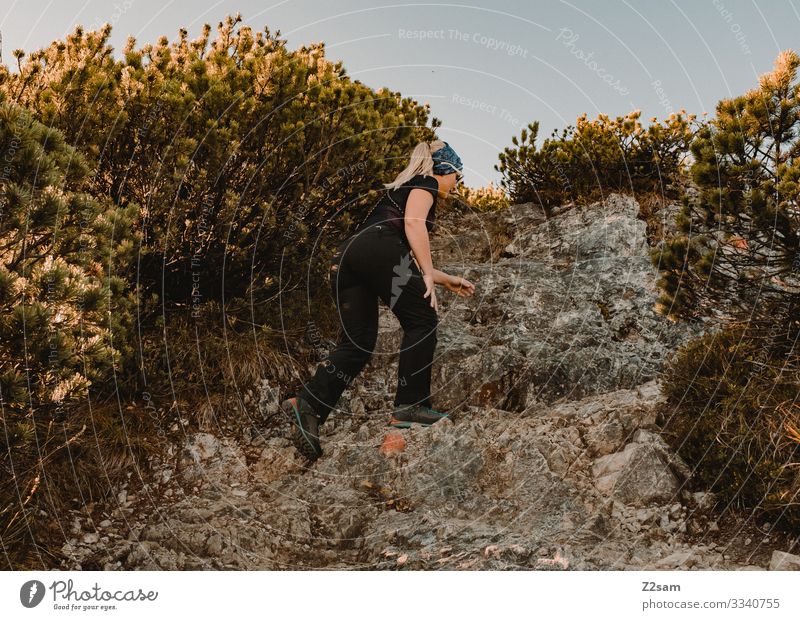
[404,189,435,277]
[429,268,452,285]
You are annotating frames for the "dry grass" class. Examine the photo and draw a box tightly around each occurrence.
[1,396,162,569]
[660,323,800,532]
[2,311,313,569]
[634,190,675,246]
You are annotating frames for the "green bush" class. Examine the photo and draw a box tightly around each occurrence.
[1,16,436,319]
[495,110,699,212]
[1,15,438,401]
[653,50,800,326]
[0,103,141,567]
[654,50,800,534]
[457,182,510,212]
[0,102,138,416]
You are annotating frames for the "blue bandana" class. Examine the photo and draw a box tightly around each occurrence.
[431,141,463,175]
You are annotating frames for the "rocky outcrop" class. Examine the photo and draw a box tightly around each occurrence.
[59,193,795,570]
[65,382,785,571]
[363,193,708,413]
[769,550,800,570]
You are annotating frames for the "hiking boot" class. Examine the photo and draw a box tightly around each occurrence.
[281,396,322,461]
[389,403,449,428]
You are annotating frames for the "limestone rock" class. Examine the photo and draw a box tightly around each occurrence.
[769,550,800,570]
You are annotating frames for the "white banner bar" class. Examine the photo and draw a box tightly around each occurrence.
[3,570,799,619]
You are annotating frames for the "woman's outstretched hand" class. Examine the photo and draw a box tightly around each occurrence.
[422,273,438,311]
[443,274,475,297]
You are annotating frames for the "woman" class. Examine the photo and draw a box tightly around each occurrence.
[281,140,476,462]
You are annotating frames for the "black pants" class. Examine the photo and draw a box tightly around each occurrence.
[298,223,438,424]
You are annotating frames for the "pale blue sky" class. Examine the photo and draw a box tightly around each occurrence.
[2,1,798,187]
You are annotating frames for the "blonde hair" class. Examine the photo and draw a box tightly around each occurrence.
[383,139,446,190]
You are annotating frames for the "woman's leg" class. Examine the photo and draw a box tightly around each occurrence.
[386,259,438,408]
[352,229,439,408]
[298,244,378,424]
